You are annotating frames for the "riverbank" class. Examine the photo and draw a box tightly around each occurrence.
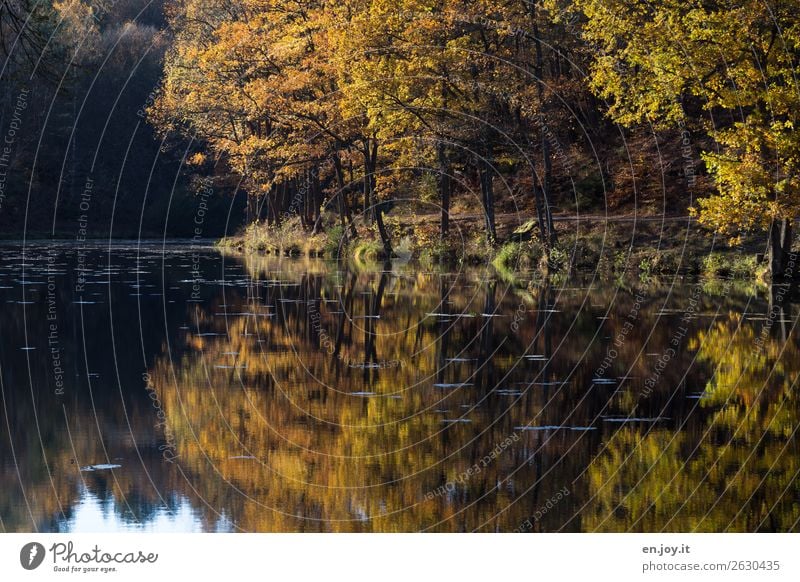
[217,213,771,281]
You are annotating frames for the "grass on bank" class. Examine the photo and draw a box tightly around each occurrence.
[216,217,328,257]
[218,213,772,281]
[491,223,769,281]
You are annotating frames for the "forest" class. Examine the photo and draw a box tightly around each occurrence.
[3,0,800,541]
[2,0,799,279]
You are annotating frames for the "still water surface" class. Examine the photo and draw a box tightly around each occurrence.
[1,242,798,532]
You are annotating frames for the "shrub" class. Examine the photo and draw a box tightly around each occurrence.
[492,242,523,270]
[542,245,569,273]
[492,241,544,272]
[324,224,347,258]
[420,239,458,265]
[352,240,383,264]
[702,253,757,279]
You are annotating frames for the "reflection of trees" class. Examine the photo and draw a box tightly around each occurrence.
[586,313,800,532]
[6,250,794,532]
[150,267,602,531]
[153,267,784,532]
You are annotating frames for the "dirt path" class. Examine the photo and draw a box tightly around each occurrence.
[403,211,694,226]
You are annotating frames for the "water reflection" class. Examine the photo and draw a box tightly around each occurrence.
[61,489,208,533]
[0,242,798,532]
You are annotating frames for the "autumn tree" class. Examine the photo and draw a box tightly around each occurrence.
[152,0,597,255]
[154,0,395,251]
[576,0,800,278]
[336,0,565,248]
[154,1,324,223]
[333,1,474,241]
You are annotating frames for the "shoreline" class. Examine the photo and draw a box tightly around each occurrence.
[214,213,769,281]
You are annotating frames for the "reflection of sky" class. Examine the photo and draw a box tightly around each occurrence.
[59,486,233,533]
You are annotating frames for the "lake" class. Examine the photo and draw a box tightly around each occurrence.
[1,242,798,532]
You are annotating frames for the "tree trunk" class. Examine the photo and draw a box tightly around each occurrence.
[531,0,557,249]
[479,145,497,245]
[363,140,379,222]
[363,142,392,256]
[265,189,274,227]
[375,206,394,258]
[437,77,451,240]
[301,172,310,229]
[296,178,309,230]
[246,194,254,225]
[274,183,284,227]
[438,142,451,240]
[311,169,322,234]
[333,158,347,228]
[273,184,281,226]
[541,122,557,247]
[333,153,357,239]
[769,217,794,279]
[532,177,548,246]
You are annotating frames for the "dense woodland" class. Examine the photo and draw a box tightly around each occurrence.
[2,1,799,276]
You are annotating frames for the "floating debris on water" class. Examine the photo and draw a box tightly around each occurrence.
[515,425,562,431]
[80,464,122,472]
[602,417,669,423]
[426,312,475,318]
[515,425,597,431]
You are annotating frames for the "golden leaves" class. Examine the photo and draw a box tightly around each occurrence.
[577,0,800,239]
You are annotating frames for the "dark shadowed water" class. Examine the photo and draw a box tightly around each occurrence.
[1,242,798,532]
